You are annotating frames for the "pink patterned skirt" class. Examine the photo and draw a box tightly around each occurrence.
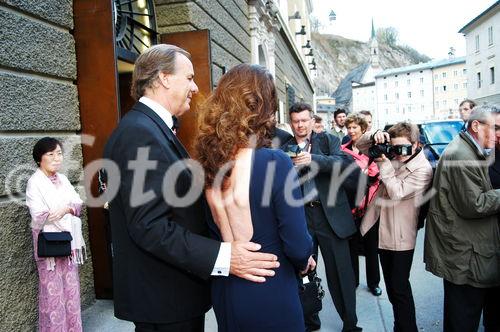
[34,232,82,332]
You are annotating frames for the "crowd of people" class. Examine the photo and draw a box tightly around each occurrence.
[24,44,499,332]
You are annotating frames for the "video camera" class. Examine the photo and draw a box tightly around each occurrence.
[368,142,412,159]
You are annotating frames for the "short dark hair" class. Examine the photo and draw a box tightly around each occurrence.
[334,108,347,118]
[289,102,312,115]
[32,137,63,166]
[313,114,323,123]
[459,99,477,108]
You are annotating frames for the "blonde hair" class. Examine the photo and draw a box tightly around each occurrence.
[345,113,368,133]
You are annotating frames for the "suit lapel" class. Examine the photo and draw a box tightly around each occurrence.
[133,102,190,159]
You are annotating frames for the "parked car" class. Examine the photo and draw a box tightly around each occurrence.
[419,120,463,168]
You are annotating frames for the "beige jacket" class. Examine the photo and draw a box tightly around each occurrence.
[359,147,433,251]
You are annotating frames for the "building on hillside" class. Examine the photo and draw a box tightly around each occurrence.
[432,58,468,119]
[374,57,466,128]
[352,81,376,114]
[459,1,500,105]
[331,19,383,112]
[0,0,315,330]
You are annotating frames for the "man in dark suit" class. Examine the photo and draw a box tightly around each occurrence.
[103,44,279,331]
[282,102,361,332]
[485,107,500,332]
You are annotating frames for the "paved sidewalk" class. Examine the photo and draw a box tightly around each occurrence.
[82,232,484,331]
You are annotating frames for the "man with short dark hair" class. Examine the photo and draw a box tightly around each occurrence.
[458,99,477,123]
[425,105,500,332]
[331,108,348,139]
[283,102,361,332]
[104,44,279,331]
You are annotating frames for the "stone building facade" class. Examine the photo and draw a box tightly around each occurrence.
[0,1,94,330]
[459,1,500,105]
[0,0,315,330]
[157,0,314,122]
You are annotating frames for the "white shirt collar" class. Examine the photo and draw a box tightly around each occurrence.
[334,125,347,134]
[139,96,174,130]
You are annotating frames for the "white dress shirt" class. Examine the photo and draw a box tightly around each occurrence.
[138,96,231,276]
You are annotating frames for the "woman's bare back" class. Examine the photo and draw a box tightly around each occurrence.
[206,148,254,242]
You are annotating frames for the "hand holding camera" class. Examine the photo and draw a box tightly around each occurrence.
[285,143,311,166]
[368,130,413,161]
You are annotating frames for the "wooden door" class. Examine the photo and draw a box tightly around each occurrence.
[74,0,118,299]
[161,30,213,155]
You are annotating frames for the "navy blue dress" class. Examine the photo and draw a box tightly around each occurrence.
[210,148,313,332]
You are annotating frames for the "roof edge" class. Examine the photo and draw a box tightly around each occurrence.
[374,57,466,78]
[459,0,500,34]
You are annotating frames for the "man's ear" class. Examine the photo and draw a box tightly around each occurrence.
[471,120,479,133]
[158,71,171,89]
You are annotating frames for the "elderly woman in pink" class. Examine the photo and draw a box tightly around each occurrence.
[341,114,382,297]
[26,137,86,331]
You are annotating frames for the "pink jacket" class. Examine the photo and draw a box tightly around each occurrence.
[360,150,433,251]
[341,142,380,214]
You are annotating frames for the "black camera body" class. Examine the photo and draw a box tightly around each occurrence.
[368,142,412,159]
[285,144,302,158]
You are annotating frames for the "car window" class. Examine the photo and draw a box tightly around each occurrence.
[421,121,462,144]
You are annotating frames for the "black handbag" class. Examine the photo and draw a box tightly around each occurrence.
[37,231,73,257]
[299,269,325,316]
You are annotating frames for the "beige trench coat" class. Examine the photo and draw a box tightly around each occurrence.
[357,136,433,251]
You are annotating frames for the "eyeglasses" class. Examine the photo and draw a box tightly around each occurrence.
[44,151,63,159]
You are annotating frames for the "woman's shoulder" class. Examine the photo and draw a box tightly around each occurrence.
[27,168,45,186]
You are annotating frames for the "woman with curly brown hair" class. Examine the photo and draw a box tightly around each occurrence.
[196,64,314,331]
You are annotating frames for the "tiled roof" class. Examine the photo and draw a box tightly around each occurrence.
[330,63,370,105]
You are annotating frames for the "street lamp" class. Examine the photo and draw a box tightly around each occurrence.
[295,25,306,35]
[306,48,313,57]
[302,40,311,48]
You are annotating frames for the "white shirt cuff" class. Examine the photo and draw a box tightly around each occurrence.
[211,242,231,276]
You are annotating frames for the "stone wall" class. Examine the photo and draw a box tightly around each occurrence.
[0,1,94,330]
[155,0,251,85]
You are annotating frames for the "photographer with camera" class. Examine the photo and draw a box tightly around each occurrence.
[357,122,433,332]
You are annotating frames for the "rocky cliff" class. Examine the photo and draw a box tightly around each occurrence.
[312,32,430,95]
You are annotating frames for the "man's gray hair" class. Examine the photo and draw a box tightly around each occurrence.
[130,44,191,101]
[466,104,499,129]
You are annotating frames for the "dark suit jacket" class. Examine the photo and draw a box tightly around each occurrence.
[103,102,220,323]
[282,131,358,239]
[272,127,293,148]
[489,148,500,189]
